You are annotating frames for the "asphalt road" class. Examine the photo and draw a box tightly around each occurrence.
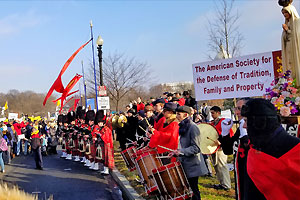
[0,149,123,200]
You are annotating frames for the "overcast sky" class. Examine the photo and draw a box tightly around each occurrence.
[1,0,299,94]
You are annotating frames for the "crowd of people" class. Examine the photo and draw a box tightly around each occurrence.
[113,91,300,200]
[0,118,57,172]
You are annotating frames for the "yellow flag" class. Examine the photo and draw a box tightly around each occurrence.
[57,100,61,107]
[4,101,8,110]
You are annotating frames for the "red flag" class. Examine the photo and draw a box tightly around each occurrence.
[43,39,92,106]
[68,98,80,112]
[73,98,80,111]
[52,74,82,112]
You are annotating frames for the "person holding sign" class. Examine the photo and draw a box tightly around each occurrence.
[280,0,300,85]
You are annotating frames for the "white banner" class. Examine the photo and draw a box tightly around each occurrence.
[192,52,275,101]
[8,113,18,120]
[98,96,110,110]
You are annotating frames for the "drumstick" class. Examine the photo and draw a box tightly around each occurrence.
[145,118,151,127]
[156,156,171,159]
[135,132,143,140]
[139,125,147,133]
[145,118,154,134]
[126,138,134,143]
[207,137,218,144]
[139,125,152,138]
[157,145,184,155]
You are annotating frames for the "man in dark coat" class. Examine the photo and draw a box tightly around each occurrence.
[124,109,138,145]
[218,98,249,199]
[31,127,43,170]
[25,121,33,155]
[169,105,208,200]
[240,98,300,200]
[183,91,196,108]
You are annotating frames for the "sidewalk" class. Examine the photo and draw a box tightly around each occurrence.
[110,168,144,200]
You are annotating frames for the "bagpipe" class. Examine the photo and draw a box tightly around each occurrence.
[95,132,104,160]
[84,126,94,155]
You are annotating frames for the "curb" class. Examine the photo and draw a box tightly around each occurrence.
[110,169,144,200]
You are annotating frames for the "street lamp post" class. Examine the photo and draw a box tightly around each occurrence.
[96,36,104,86]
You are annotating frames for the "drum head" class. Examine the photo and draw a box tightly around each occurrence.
[197,123,219,154]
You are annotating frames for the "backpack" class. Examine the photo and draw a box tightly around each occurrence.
[0,138,8,151]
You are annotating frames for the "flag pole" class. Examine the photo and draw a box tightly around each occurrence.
[79,82,82,107]
[82,60,88,109]
[90,20,98,111]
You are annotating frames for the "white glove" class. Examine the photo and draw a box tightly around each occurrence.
[239,118,247,138]
[221,118,233,136]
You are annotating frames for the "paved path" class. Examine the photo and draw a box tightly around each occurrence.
[0,150,122,200]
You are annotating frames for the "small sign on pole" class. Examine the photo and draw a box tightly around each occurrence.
[98,96,110,110]
[98,86,107,96]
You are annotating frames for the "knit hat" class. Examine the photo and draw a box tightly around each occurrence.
[241,98,277,117]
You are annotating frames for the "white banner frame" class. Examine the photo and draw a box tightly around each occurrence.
[192,51,276,101]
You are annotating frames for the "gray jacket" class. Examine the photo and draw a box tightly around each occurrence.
[178,118,208,178]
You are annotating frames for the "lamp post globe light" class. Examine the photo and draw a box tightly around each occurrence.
[96,35,104,86]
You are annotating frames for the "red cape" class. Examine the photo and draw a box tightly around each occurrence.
[247,143,300,200]
[149,120,179,154]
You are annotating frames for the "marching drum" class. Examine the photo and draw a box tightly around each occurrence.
[121,146,137,172]
[197,123,220,155]
[152,162,193,200]
[133,146,152,159]
[136,149,163,195]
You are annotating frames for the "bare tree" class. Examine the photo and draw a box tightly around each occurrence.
[88,53,151,111]
[0,90,57,117]
[207,0,243,59]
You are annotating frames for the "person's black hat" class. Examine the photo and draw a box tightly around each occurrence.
[278,0,293,7]
[67,111,76,124]
[171,97,179,102]
[241,98,281,143]
[85,110,95,124]
[57,114,64,124]
[62,115,68,124]
[153,98,165,106]
[182,91,190,96]
[163,92,169,95]
[138,110,145,118]
[176,106,191,115]
[241,98,277,117]
[127,109,135,114]
[95,110,106,124]
[167,93,174,97]
[76,106,85,120]
[163,102,177,112]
